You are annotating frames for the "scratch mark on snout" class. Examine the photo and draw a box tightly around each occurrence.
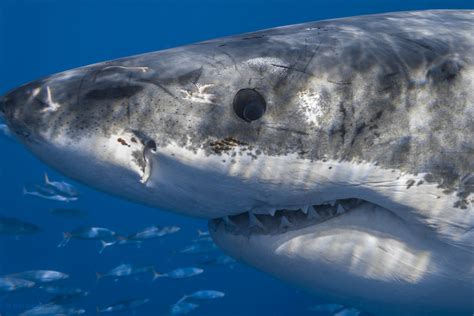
[41,86,62,113]
[181,84,216,104]
[101,66,149,73]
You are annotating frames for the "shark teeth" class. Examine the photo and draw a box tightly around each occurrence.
[210,198,365,236]
[301,205,310,214]
[252,206,305,216]
[279,216,292,229]
[336,204,346,215]
[223,216,237,227]
[306,207,320,220]
[248,212,265,229]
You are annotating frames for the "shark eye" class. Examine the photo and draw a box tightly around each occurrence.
[233,89,266,122]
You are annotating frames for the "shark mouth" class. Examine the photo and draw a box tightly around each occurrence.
[209,198,369,236]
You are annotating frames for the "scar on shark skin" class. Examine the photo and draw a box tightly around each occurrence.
[209,137,249,154]
[100,66,149,73]
[180,83,216,104]
[40,86,62,113]
[117,138,131,147]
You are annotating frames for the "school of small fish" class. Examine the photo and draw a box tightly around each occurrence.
[0,171,235,315]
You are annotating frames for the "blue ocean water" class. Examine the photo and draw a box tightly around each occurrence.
[0,1,473,315]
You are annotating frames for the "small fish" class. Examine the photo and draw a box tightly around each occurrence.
[98,238,143,254]
[307,303,345,313]
[0,123,12,138]
[154,267,203,280]
[334,308,361,316]
[40,285,89,304]
[96,263,155,280]
[170,301,199,315]
[7,270,69,283]
[197,229,210,237]
[35,184,60,196]
[97,297,150,313]
[39,284,88,295]
[193,235,213,243]
[49,208,87,219]
[19,303,84,315]
[199,254,236,266]
[179,242,218,254]
[0,277,35,292]
[48,292,89,305]
[23,187,78,202]
[183,290,225,301]
[128,225,180,240]
[0,216,40,235]
[44,173,79,197]
[58,226,117,247]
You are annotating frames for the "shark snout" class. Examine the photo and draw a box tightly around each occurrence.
[0,69,85,143]
[0,83,42,141]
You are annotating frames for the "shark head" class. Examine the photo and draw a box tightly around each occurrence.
[1,10,473,313]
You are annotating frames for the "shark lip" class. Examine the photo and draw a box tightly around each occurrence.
[209,198,373,236]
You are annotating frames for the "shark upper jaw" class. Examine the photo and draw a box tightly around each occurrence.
[209,198,364,236]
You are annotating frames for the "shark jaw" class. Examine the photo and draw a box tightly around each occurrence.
[209,198,474,315]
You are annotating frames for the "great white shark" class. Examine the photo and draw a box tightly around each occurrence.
[1,10,473,315]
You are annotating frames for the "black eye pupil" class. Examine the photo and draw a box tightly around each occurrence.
[243,102,265,121]
[233,89,266,122]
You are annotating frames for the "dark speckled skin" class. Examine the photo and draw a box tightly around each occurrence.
[1,10,473,211]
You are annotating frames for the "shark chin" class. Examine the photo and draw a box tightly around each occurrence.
[210,198,474,315]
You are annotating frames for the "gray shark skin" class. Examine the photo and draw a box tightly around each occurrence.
[1,10,473,315]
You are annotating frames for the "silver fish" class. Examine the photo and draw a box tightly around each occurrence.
[179,242,218,255]
[128,225,180,240]
[98,238,142,254]
[39,285,88,295]
[154,267,203,280]
[48,292,89,305]
[183,290,225,300]
[0,277,35,292]
[23,187,78,202]
[97,297,150,313]
[0,216,40,235]
[7,270,69,283]
[197,230,210,237]
[40,285,89,305]
[96,263,154,280]
[58,227,117,247]
[199,254,236,266]
[19,303,84,316]
[0,123,12,138]
[170,301,199,315]
[44,173,79,197]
